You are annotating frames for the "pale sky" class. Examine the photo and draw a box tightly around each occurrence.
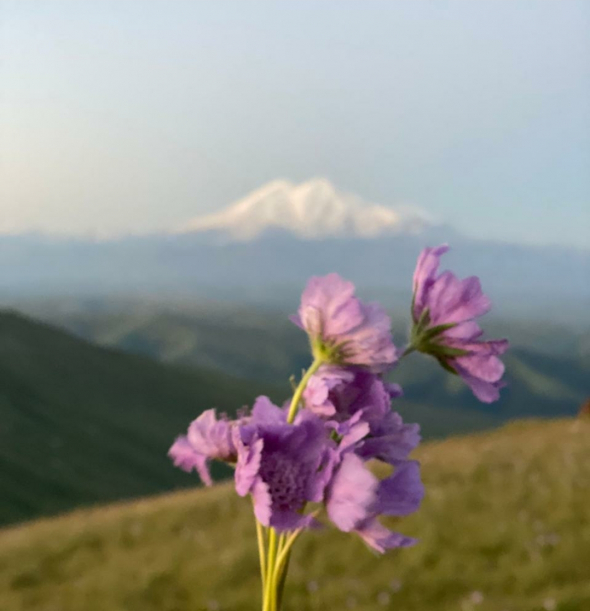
[1,1,589,247]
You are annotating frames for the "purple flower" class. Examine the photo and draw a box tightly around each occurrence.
[326,453,424,553]
[235,397,335,531]
[411,245,509,403]
[291,273,397,373]
[168,409,237,486]
[304,367,398,421]
[356,410,421,465]
[303,367,354,417]
[304,366,420,464]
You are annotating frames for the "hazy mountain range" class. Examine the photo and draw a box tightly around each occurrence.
[1,179,588,320]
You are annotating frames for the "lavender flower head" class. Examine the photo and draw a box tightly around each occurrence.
[234,397,334,531]
[304,366,420,465]
[291,273,397,373]
[411,245,509,402]
[232,394,424,550]
[168,409,237,486]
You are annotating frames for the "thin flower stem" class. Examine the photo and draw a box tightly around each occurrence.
[273,529,301,582]
[264,529,279,611]
[277,533,287,556]
[273,532,288,609]
[255,518,267,590]
[275,549,291,611]
[266,529,301,611]
[286,357,323,423]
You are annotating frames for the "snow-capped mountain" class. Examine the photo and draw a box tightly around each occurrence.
[178,178,433,240]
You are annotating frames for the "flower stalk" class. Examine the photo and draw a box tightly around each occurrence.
[287,357,323,423]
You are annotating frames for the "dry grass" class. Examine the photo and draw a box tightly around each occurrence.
[1,418,589,611]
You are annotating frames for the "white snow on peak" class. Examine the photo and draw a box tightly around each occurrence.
[179,178,432,240]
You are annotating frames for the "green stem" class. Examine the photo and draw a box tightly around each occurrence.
[273,529,301,582]
[286,357,322,423]
[264,529,279,611]
[275,550,291,611]
[271,529,302,611]
[255,519,266,592]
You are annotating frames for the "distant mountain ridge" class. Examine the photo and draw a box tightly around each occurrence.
[178,178,433,240]
[1,178,588,320]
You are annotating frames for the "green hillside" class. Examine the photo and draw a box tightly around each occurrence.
[1,419,588,611]
[39,304,589,423]
[0,310,277,527]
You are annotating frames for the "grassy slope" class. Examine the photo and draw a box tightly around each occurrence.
[0,310,277,526]
[1,419,588,611]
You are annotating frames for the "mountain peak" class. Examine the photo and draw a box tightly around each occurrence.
[179,178,432,241]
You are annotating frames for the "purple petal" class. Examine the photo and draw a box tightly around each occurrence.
[294,274,397,372]
[453,339,509,383]
[235,435,264,496]
[377,461,424,516]
[251,396,287,426]
[338,414,371,453]
[303,375,336,417]
[186,409,236,461]
[357,412,421,464]
[168,437,212,486]
[454,364,507,403]
[355,519,418,554]
[455,353,505,383]
[412,244,449,318]
[251,478,272,526]
[443,320,483,341]
[384,382,404,398]
[298,274,362,337]
[271,510,314,532]
[428,273,491,326]
[308,447,339,503]
[343,302,397,373]
[327,453,378,532]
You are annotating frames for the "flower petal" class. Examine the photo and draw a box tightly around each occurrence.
[327,453,378,532]
[355,519,418,554]
[377,461,424,516]
[168,437,212,486]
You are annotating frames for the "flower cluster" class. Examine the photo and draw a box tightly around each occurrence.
[168,245,508,609]
[170,276,421,552]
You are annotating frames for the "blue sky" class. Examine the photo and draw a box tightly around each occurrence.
[1,1,589,247]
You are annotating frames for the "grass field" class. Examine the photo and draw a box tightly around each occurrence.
[1,418,588,611]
